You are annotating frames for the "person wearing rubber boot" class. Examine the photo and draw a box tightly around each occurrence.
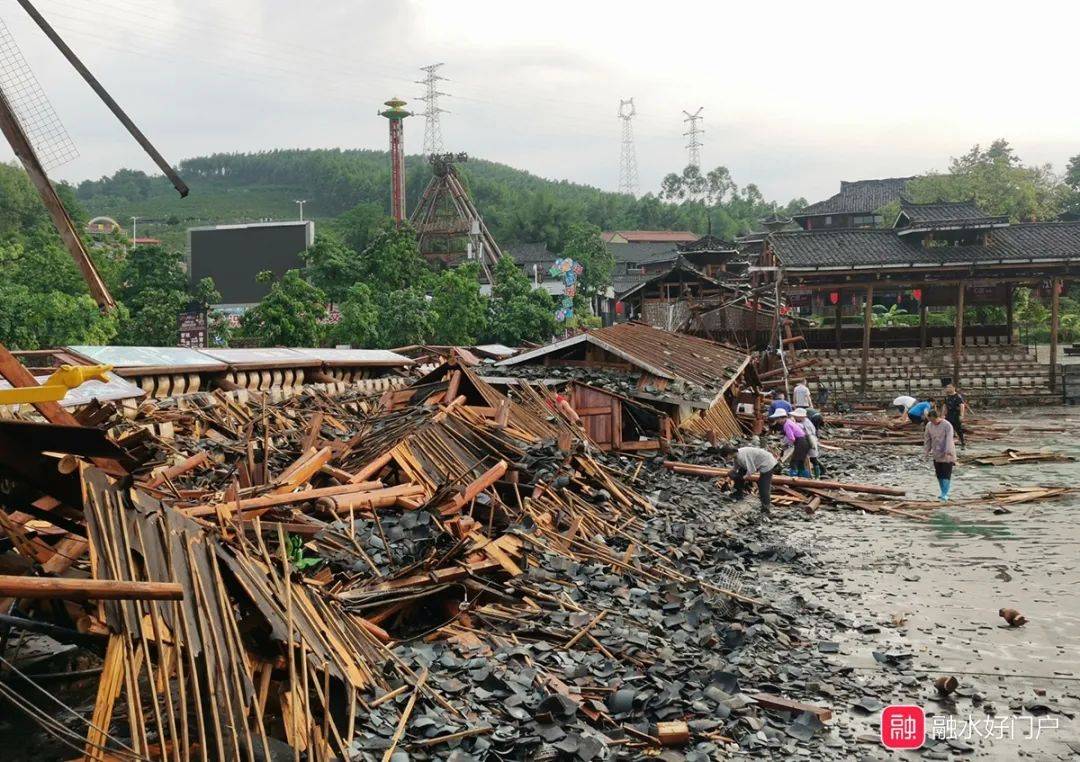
[924,409,957,501]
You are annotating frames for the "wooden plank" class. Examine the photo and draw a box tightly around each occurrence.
[0,576,183,601]
[753,692,832,722]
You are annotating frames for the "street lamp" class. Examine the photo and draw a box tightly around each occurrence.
[130,216,140,250]
[294,199,309,222]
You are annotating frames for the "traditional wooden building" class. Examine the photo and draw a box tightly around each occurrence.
[792,177,914,231]
[496,322,751,439]
[761,199,1080,395]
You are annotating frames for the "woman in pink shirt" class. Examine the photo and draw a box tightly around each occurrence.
[771,408,811,478]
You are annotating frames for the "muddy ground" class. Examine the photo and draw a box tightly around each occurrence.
[756,407,1080,759]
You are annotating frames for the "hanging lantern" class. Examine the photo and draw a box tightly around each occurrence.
[829,291,840,305]
[913,288,922,302]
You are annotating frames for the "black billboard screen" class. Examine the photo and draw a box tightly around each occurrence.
[189,222,313,304]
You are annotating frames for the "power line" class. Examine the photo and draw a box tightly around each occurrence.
[617,98,638,197]
[416,62,448,156]
[682,106,703,169]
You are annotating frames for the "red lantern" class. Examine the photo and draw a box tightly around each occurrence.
[913,288,923,302]
[828,291,839,305]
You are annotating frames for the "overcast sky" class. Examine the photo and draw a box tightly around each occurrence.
[1,0,1077,206]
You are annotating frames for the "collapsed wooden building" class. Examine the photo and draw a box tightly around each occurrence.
[494,322,754,444]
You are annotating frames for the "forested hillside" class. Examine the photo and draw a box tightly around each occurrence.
[75,149,807,251]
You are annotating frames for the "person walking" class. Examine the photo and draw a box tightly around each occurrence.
[941,383,967,448]
[924,409,957,500]
[793,408,825,477]
[720,444,777,511]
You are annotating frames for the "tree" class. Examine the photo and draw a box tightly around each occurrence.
[241,270,327,346]
[1063,152,1080,217]
[358,224,433,293]
[561,223,613,310]
[488,257,557,346]
[905,140,1064,222]
[377,288,432,348]
[333,202,385,255]
[431,263,487,345]
[118,244,187,300]
[302,233,363,303]
[331,282,380,347]
[119,288,189,345]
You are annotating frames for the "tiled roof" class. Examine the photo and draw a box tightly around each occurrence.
[677,234,739,252]
[602,230,700,243]
[498,322,749,397]
[897,200,1006,229]
[505,242,555,265]
[770,222,1080,269]
[796,177,915,217]
[606,241,678,264]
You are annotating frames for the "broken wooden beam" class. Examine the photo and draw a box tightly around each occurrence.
[752,693,832,722]
[662,461,905,496]
[0,575,183,601]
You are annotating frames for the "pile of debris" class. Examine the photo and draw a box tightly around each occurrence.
[0,363,846,760]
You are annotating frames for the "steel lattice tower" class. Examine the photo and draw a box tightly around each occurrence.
[682,107,704,169]
[617,98,638,196]
[417,63,448,156]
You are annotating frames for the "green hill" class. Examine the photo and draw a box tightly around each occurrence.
[74,148,802,252]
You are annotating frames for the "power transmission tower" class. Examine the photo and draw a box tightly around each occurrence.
[682,107,704,169]
[617,98,638,196]
[417,63,449,156]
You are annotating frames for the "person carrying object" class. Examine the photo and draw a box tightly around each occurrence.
[719,443,777,511]
[924,408,957,501]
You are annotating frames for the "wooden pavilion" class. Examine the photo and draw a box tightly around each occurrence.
[758,200,1080,393]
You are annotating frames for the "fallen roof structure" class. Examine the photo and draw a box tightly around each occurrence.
[496,322,752,438]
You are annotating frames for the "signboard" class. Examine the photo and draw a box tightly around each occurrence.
[922,284,1009,307]
[178,310,208,348]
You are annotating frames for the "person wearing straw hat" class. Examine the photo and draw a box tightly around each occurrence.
[792,407,824,478]
[773,408,811,478]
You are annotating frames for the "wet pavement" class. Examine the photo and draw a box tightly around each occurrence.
[759,408,1080,759]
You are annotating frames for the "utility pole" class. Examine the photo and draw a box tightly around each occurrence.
[682,107,704,169]
[417,63,449,156]
[294,199,308,221]
[130,216,140,251]
[617,98,639,197]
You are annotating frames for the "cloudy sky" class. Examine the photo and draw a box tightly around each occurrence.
[0,0,1076,205]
